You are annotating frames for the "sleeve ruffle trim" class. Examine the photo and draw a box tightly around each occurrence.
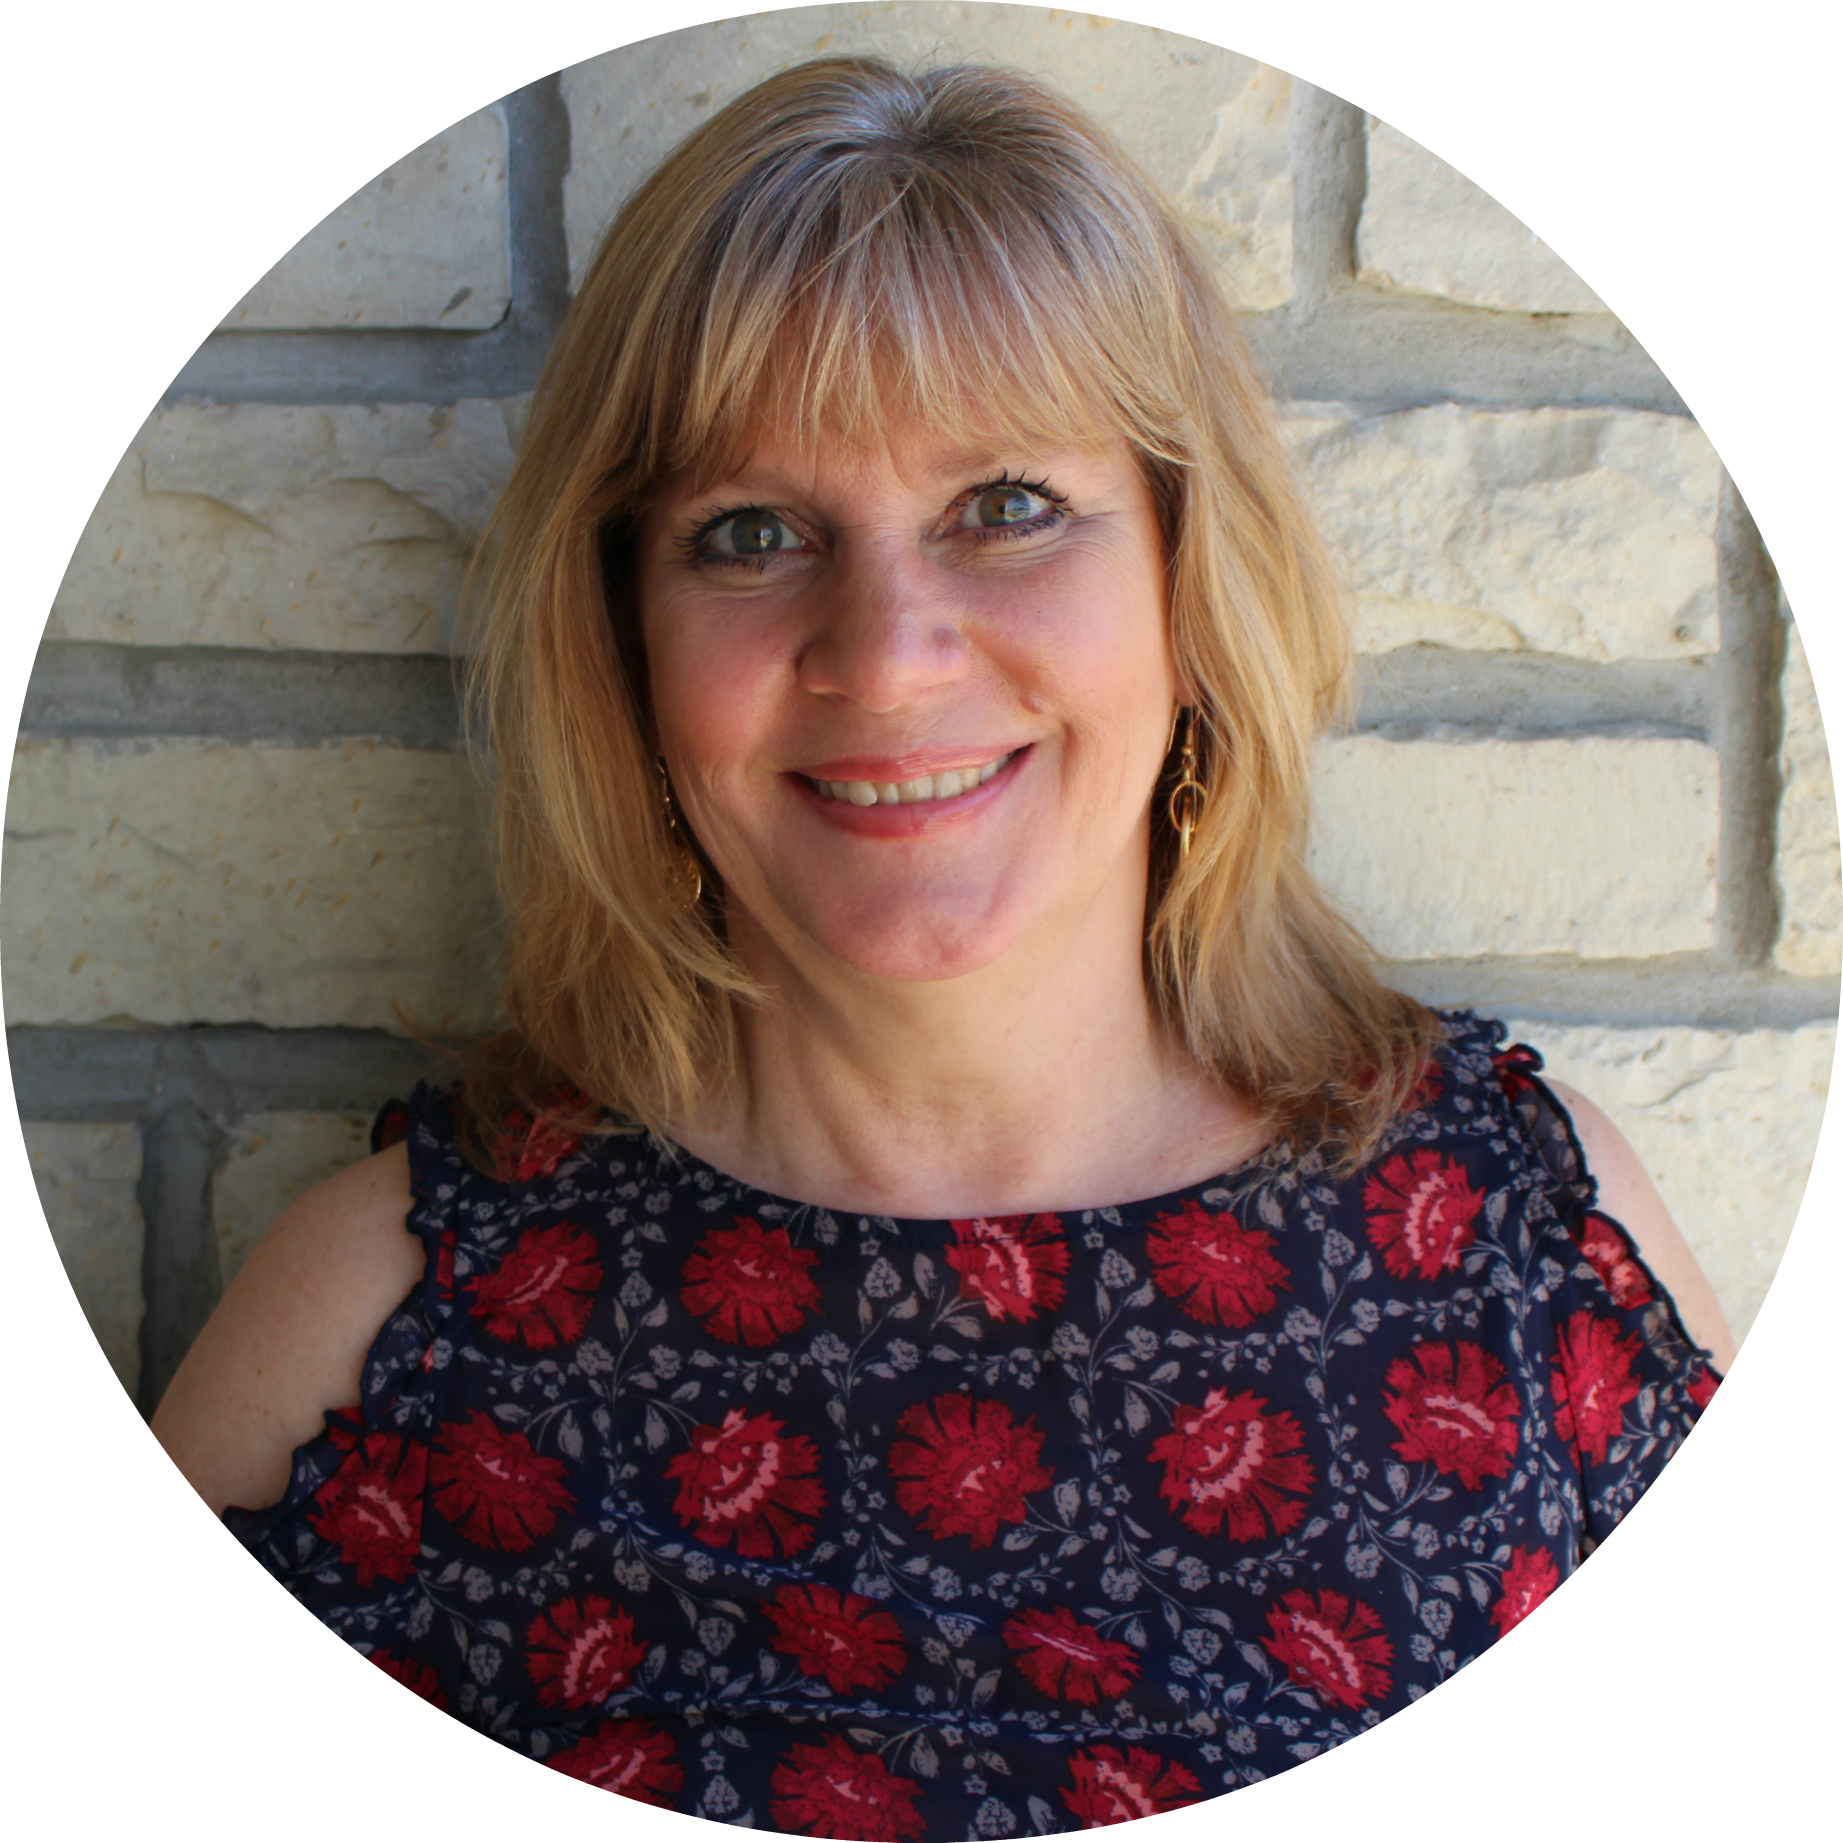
[222,1081,465,1544]
[1482,1025,1725,1388]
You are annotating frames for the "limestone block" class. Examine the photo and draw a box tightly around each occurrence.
[1775,619,1841,976]
[1310,735,1718,959]
[1283,404,1720,659]
[562,6,1292,309]
[47,399,525,653]
[3,739,500,1032]
[1357,117,1608,314]
[25,1121,144,1396]
[215,1112,377,1286]
[1507,1021,1837,1346]
[219,107,509,331]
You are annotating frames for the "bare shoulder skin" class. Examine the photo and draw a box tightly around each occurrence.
[150,1142,423,1516]
[1544,1078,1738,1373]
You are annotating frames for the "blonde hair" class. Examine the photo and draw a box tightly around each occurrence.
[461,55,1436,1170]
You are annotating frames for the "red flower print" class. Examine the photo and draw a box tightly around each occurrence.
[765,1583,907,1695]
[490,1085,592,1185]
[680,1217,822,1347]
[434,1230,458,1303]
[370,1102,410,1153]
[1491,1044,1542,1102]
[945,1213,1070,1321]
[1551,1311,1644,1465]
[546,1717,684,1807]
[1363,1150,1484,1281]
[525,1595,645,1710]
[1688,1365,1720,1409]
[1003,1606,1141,1705]
[428,1411,575,1552]
[888,1393,1054,1549]
[1261,1589,1393,1710]
[1571,1210,1654,1309]
[470,1221,602,1350]
[325,1406,364,1452]
[770,1735,926,1842]
[1382,1341,1521,1489]
[1145,1200,1290,1327]
[1147,1389,1315,1540]
[1491,1546,1562,1636]
[309,1432,426,1585]
[1060,1745,1201,1827]
[369,1647,447,1709]
[1404,1057,1444,1114]
[665,1408,826,1558]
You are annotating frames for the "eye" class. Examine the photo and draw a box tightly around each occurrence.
[961,483,1055,530]
[696,508,802,559]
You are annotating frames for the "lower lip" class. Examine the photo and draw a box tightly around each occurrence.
[789,749,1028,836]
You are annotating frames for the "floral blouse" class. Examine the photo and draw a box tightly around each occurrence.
[226,1012,1718,1837]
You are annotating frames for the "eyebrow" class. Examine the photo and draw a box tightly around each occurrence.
[673,440,1096,508]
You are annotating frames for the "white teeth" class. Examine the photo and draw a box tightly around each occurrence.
[815,752,1014,806]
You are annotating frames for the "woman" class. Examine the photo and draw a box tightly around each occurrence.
[153,57,1731,1835]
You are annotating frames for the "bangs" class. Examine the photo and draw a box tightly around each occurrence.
[617,65,1200,495]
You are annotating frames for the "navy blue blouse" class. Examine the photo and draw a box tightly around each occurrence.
[227,1012,1717,1836]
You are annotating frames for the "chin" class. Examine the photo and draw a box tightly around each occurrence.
[778,887,1034,987]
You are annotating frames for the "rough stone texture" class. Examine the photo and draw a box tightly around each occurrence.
[1282,404,1720,659]
[25,1121,144,1396]
[1510,1021,1836,1345]
[1310,735,1718,959]
[214,1111,376,1286]
[562,6,1293,309]
[1775,619,1841,976]
[219,107,509,331]
[48,399,526,653]
[3,739,500,1032]
[1357,117,1609,314]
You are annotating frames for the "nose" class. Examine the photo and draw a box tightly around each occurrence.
[795,546,971,713]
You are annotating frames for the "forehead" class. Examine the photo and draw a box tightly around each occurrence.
[686,421,1117,496]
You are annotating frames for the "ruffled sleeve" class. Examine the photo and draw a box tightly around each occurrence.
[222,1083,465,1604]
[1486,1034,1721,1547]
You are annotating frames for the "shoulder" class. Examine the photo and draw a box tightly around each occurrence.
[151,1142,424,1516]
[1402,1019,1737,1370]
[1538,1077,1737,1371]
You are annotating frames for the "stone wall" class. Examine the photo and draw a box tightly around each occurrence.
[9,5,1835,1412]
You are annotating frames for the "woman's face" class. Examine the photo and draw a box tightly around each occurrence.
[638,417,1179,987]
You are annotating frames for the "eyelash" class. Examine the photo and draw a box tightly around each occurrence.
[679,472,1070,569]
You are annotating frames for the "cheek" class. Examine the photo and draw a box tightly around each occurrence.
[643,596,787,778]
[994,555,1174,753]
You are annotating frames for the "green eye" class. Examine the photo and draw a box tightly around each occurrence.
[971,485,1042,528]
[720,510,791,554]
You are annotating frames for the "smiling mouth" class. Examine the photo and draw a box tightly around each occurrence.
[805,750,1019,807]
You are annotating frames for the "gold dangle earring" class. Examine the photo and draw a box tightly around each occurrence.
[1166,707,1208,861]
[654,755,705,909]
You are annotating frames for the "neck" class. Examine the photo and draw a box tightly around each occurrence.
[674,877,1262,1218]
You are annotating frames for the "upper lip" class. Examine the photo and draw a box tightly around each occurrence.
[792,746,1023,781]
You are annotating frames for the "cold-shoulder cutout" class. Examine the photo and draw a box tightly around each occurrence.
[151,1140,422,1516]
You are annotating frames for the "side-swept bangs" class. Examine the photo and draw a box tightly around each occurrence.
[463,55,1436,1172]
[636,74,1193,485]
